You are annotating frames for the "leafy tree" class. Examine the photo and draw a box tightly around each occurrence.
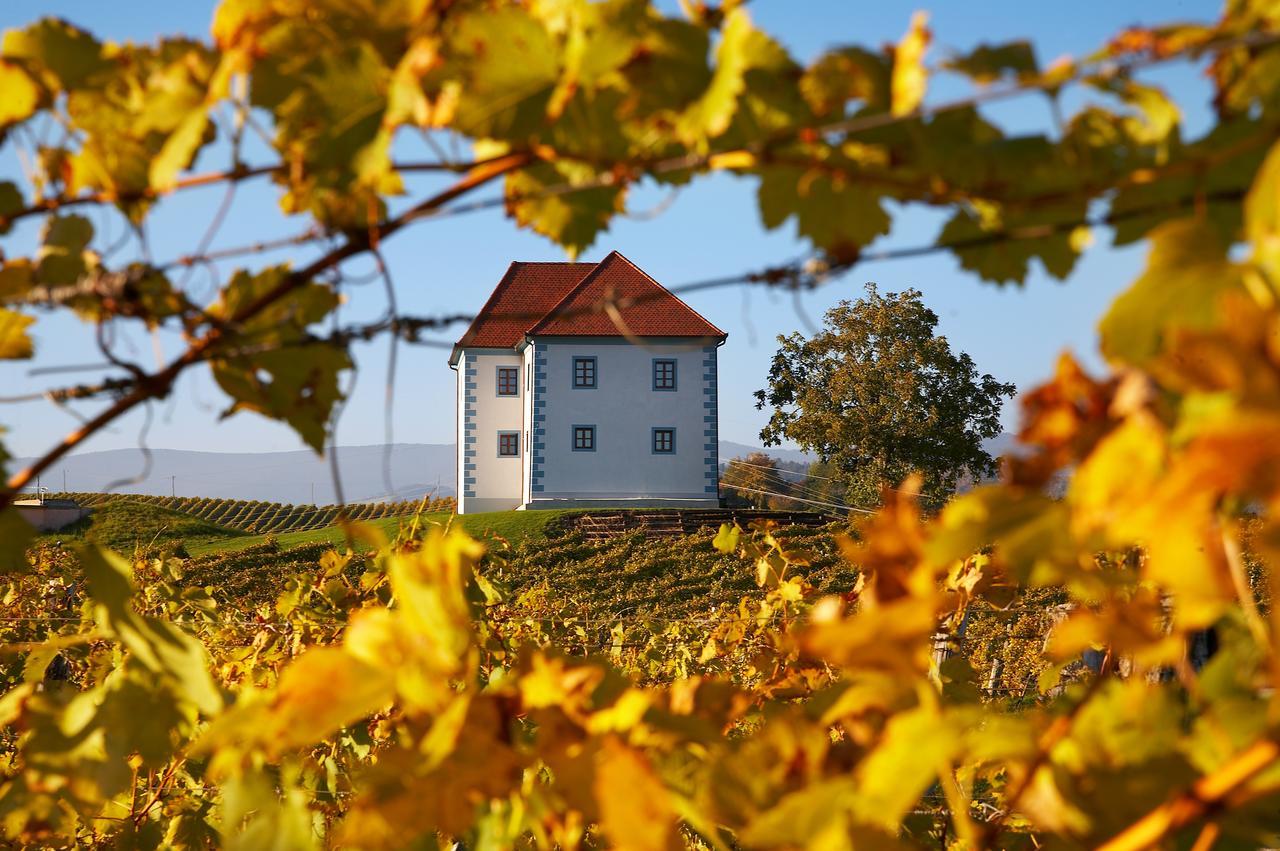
[721,452,782,508]
[755,283,1014,509]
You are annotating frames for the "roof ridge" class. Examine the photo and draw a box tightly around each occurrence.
[606,250,727,339]
[525,251,619,336]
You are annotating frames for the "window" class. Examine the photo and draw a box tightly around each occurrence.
[498,431,520,457]
[653,359,676,391]
[497,366,519,397]
[573,356,596,388]
[652,428,675,454]
[573,425,596,452]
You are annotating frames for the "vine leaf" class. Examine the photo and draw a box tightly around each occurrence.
[1099,218,1246,366]
[0,61,39,127]
[594,737,679,851]
[36,214,93,285]
[0,509,34,573]
[0,309,34,358]
[944,41,1039,84]
[891,11,931,116]
[208,267,349,452]
[2,17,107,89]
[79,545,223,714]
[1245,138,1280,280]
[758,166,890,260]
[149,108,210,191]
[677,8,787,145]
[504,161,625,257]
[800,47,891,116]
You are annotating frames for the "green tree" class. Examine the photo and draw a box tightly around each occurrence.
[755,283,1014,509]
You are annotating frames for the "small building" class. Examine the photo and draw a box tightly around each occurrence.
[14,497,88,531]
[449,251,726,514]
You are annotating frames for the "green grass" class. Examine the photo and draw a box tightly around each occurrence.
[185,509,575,556]
[36,498,247,554]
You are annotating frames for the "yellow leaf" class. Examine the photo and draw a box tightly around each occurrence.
[0,309,34,359]
[149,109,210,191]
[850,705,958,829]
[1099,218,1247,367]
[891,11,930,116]
[594,737,679,851]
[0,61,39,127]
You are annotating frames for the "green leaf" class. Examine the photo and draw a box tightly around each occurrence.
[36,213,94,285]
[445,8,558,140]
[0,308,34,359]
[1099,218,1246,366]
[944,41,1038,85]
[213,345,350,453]
[2,18,108,89]
[79,545,223,715]
[0,508,35,574]
[939,200,1088,285]
[677,8,790,145]
[801,47,891,116]
[0,60,40,127]
[0,181,24,234]
[504,161,624,257]
[758,166,890,259]
[1086,75,1180,144]
[149,108,209,190]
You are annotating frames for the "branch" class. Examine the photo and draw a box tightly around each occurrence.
[0,152,533,511]
[1095,737,1280,851]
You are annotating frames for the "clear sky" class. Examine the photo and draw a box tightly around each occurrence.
[0,0,1222,462]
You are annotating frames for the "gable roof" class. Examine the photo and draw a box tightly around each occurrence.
[452,261,595,351]
[452,253,725,363]
[527,251,726,340]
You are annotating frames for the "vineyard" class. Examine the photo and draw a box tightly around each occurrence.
[6,0,1280,848]
[55,492,456,536]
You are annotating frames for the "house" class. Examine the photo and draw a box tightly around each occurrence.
[449,251,727,514]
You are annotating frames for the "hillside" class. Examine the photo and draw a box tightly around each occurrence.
[170,519,849,620]
[59,492,453,536]
[37,499,246,554]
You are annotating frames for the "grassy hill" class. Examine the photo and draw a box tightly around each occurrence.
[38,498,247,554]
[55,492,454,536]
[186,508,572,555]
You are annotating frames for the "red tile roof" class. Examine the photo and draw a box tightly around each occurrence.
[453,261,595,349]
[453,252,725,359]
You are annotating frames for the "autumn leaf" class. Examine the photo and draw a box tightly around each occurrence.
[891,11,930,116]
[594,737,679,851]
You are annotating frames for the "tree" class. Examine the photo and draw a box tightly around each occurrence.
[721,452,781,508]
[755,283,1014,509]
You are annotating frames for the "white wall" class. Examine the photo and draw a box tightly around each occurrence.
[529,337,719,503]
[458,349,525,513]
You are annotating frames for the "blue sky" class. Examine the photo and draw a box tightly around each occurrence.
[0,0,1222,461]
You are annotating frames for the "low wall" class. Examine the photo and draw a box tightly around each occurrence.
[14,501,89,532]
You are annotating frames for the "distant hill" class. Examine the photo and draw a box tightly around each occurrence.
[11,435,1016,504]
[11,444,457,505]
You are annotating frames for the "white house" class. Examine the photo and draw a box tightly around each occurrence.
[449,251,727,514]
